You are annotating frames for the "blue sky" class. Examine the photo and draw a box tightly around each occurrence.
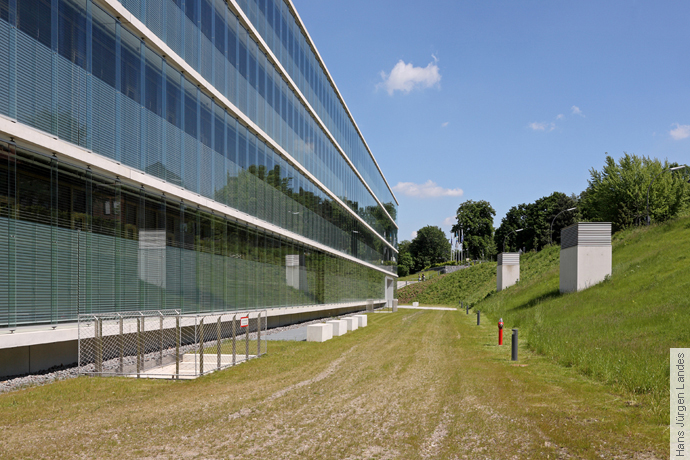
[292,0,690,243]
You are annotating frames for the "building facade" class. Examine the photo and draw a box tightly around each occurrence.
[0,0,398,327]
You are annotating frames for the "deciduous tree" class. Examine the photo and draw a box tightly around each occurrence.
[451,200,496,259]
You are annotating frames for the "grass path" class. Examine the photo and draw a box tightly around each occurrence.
[0,310,665,459]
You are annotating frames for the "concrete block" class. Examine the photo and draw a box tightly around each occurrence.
[327,320,347,336]
[307,324,333,342]
[560,222,612,293]
[354,314,368,327]
[392,299,398,312]
[412,302,419,307]
[344,317,359,331]
[560,245,612,293]
[497,253,520,292]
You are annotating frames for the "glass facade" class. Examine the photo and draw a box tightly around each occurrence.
[119,0,398,247]
[0,0,397,327]
[236,0,396,216]
[0,142,386,327]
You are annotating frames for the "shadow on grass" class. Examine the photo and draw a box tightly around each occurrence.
[511,288,561,312]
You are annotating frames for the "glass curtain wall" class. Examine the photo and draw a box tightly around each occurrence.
[109,0,398,247]
[0,0,396,268]
[0,142,386,327]
[237,0,397,216]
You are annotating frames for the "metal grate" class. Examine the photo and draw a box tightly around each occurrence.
[561,222,611,249]
[78,309,267,379]
[497,253,520,266]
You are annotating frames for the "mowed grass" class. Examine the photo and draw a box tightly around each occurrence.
[401,215,690,415]
[0,310,665,459]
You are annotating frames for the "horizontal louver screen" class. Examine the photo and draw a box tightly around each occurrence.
[497,253,519,266]
[561,223,611,249]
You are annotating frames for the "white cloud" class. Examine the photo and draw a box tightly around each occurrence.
[442,216,456,226]
[571,106,585,117]
[392,180,463,198]
[556,114,564,120]
[378,56,441,95]
[529,121,555,131]
[441,121,449,128]
[670,123,690,140]
[411,231,418,239]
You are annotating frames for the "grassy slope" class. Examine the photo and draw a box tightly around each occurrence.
[399,215,690,405]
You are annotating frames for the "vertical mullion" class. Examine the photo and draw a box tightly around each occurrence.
[85,168,92,315]
[115,22,122,162]
[139,187,146,310]
[223,216,227,309]
[196,87,201,193]
[179,202,185,312]
[161,60,167,173]
[114,178,122,312]
[85,0,93,151]
[7,144,17,327]
[51,0,59,135]
[140,43,146,176]
[50,157,58,324]
[8,0,16,120]
[196,207,200,312]
[179,72,185,184]
[160,196,166,311]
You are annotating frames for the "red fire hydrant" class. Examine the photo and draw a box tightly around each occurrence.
[498,318,504,345]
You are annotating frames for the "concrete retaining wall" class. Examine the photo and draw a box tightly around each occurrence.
[0,300,385,378]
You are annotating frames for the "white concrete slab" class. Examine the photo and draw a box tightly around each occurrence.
[353,314,368,327]
[307,324,333,342]
[327,320,347,336]
[398,306,458,311]
[412,302,419,307]
[125,354,254,380]
[344,317,359,331]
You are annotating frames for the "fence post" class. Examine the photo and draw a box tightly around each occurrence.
[257,312,261,356]
[95,318,102,375]
[119,316,124,374]
[175,315,180,379]
[217,316,221,370]
[199,318,204,375]
[137,317,141,378]
[245,315,249,361]
[159,314,163,365]
[232,314,236,366]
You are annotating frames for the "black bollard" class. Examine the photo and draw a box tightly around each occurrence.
[466,303,469,315]
[476,310,480,326]
[511,328,518,361]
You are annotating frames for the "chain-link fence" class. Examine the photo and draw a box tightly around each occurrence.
[78,310,267,379]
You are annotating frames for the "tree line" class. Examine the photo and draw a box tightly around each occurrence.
[398,153,690,276]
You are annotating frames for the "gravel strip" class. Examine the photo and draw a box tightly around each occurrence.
[0,313,361,394]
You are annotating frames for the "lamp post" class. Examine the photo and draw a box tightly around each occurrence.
[646,165,689,225]
[550,207,577,245]
[503,228,523,253]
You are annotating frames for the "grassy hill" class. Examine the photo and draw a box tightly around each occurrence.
[398,215,690,407]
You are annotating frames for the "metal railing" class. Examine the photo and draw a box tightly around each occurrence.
[78,309,267,379]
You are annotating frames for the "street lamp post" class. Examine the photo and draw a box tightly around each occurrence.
[646,165,689,225]
[550,207,577,245]
[503,228,523,253]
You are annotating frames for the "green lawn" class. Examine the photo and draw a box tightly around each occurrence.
[401,215,690,413]
[0,310,665,458]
